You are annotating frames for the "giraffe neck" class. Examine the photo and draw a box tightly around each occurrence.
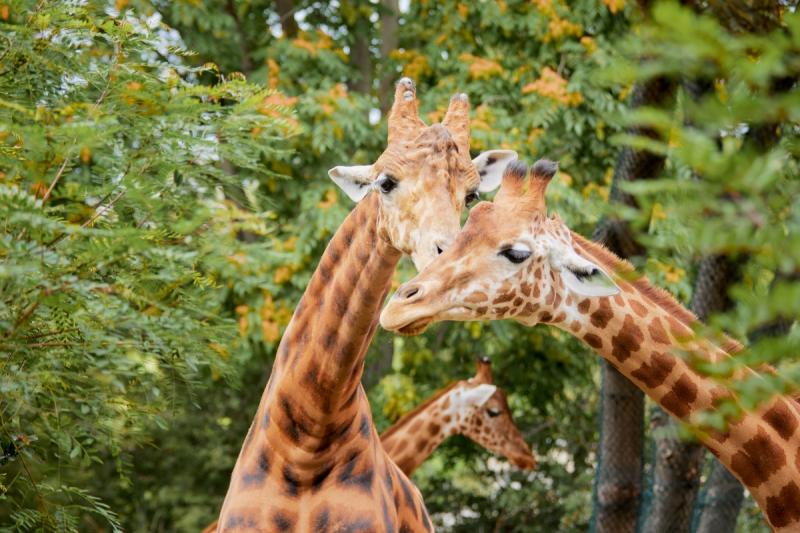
[553,233,800,531]
[262,192,401,467]
[218,193,434,531]
[380,382,462,475]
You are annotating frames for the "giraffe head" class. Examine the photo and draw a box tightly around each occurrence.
[449,357,536,470]
[380,159,621,334]
[328,78,517,270]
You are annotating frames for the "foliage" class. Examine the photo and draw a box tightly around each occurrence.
[604,2,800,433]
[1,0,795,531]
[0,0,292,530]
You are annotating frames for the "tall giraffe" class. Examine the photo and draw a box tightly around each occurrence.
[215,78,517,532]
[380,160,800,531]
[204,359,534,533]
[381,357,535,475]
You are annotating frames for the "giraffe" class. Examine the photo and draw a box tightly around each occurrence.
[204,358,534,533]
[380,159,800,532]
[381,357,536,476]
[214,78,517,532]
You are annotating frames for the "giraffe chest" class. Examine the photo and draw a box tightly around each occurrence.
[219,449,433,533]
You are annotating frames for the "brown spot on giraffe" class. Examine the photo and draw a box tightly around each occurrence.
[764,399,798,440]
[590,298,613,328]
[647,317,669,345]
[673,373,699,406]
[766,482,800,528]
[584,332,603,349]
[520,282,532,296]
[465,291,488,303]
[630,352,675,389]
[610,315,644,363]
[492,291,515,304]
[730,428,786,487]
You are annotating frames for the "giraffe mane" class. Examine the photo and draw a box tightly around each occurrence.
[380,381,461,440]
[569,231,744,355]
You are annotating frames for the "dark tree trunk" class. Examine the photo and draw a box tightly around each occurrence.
[379,0,399,112]
[348,7,373,96]
[590,77,675,533]
[594,362,645,533]
[694,461,746,533]
[226,1,254,75]
[275,0,299,38]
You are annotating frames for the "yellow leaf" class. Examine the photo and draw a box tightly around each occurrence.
[318,188,338,209]
[602,0,625,14]
[580,35,597,54]
[266,58,280,89]
[273,265,292,284]
[545,16,582,42]
[459,53,504,80]
[262,320,280,343]
[226,252,247,266]
[209,342,229,359]
[651,202,668,221]
[522,67,582,106]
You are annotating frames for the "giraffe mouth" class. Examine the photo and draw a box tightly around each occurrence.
[396,317,433,336]
[392,306,474,336]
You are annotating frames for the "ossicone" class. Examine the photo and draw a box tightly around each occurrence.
[532,159,558,181]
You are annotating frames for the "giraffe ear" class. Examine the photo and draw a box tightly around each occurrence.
[560,265,620,297]
[548,241,620,297]
[328,165,374,202]
[460,384,497,407]
[472,150,518,193]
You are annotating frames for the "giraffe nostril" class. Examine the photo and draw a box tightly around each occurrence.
[436,245,443,255]
[399,284,423,300]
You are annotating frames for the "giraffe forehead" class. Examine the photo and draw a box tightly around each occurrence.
[378,141,477,189]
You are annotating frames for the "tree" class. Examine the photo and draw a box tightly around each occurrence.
[0,1,291,529]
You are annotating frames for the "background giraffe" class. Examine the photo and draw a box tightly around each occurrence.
[381,357,535,476]
[203,358,534,533]
[380,160,800,532]
[214,79,516,532]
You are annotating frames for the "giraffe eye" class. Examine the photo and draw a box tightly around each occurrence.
[465,190,479,206]
[376,174,398,194]
[486,408,501,418]
[499,247,532,264]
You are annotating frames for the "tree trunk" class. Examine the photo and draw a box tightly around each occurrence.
[275,0,299,38]
[594,362,645,533]
[379,0,399,112]
[694,461,745,533]
[225,1,254,75]
[590,77,674,533]
[349,17,372,94]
